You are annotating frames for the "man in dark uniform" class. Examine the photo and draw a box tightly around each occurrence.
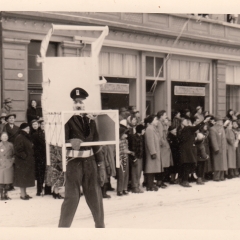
[58,87,105,228]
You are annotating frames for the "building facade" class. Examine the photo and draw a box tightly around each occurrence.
[1,12,240,124]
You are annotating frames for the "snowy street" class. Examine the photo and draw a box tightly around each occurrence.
[1,177,240,229]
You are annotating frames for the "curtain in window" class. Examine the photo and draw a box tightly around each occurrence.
[171,59,179,80]
[199,63,209,81]
[99,52,109,75]
[189,61,199,80]
[226,85,240,111]
[235,66,240,84]
[109,53,123,76]
[123,54,137,77]
[179,60,190,80]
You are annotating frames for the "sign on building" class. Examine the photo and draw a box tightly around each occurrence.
[174,86,205,96]
[100,83,129,94]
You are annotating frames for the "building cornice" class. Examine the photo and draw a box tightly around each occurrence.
[3,11,240,48]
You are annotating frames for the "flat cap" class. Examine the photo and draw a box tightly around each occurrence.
[70,87,89,100]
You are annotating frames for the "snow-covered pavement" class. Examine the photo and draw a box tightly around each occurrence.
[1,177,240,229]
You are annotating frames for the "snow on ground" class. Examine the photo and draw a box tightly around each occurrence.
[1,177,240,229]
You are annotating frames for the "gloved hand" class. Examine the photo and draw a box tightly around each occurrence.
[151,154,156,160]
[97,163,106,187]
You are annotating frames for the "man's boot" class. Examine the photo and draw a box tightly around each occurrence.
[0,188,4,200]
[106,181,115,191]
[101,184,111,199]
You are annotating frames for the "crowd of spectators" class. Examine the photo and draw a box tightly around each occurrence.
[0,98,240,201]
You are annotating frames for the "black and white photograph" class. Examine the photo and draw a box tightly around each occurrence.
[1,0,240,239]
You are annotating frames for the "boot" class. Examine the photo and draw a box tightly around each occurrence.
[101,184,111,199]
[0,188,4,200]
[106,181,115,191]
[3,189,11,200]
[196,178,205,185]
[44,185,52,195]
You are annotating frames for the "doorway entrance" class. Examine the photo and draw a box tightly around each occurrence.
[171,82,206,115]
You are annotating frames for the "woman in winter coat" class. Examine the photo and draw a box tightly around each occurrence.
[26,99,42,123]
[32,120,50,196]
[200,124,213,180]
[144,114,161,191]
[225,120,237,178]
[0,132,14,200]
[167,125,180,184]
[171,111,181,129]
[14,123,35,200]
[177,116,211,187]
[195,132,209,185]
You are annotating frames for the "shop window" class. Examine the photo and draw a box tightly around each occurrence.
[226,85,240,111]
[146,56,164,78]
[226,65,240,84]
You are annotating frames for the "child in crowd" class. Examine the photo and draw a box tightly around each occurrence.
[117,124,134,196]
[130,124,145,193]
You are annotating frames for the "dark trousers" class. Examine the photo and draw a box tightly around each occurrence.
[155,168,169,182]
[146,173,155,188]
[181,163,196,182]
[58,157,104,228]
[117,160,129,192]
[196,161,205,178]
[131,158,142,189]
[36,162,46,194]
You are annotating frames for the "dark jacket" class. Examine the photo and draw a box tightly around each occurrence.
[131,133,144,159]
[3,123,20,144]
[32,128,46,181]
[177,122,204,164]
[167,132,180,167]
[65,115,104,163]
[27,106,42,123]
[32,129,46,164]
[195,139,208,162]
[14,130,35,188]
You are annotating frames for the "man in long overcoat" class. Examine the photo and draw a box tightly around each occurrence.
[225,121,237,178]
[209,116,228,181]
[144,115,161,191]
[156,110,172,188]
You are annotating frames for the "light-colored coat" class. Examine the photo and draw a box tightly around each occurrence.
[225,128,237,169]
[145,124,162,173]
[157,120,172,168]
[0,141,14,184]
[209,124,228,171]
